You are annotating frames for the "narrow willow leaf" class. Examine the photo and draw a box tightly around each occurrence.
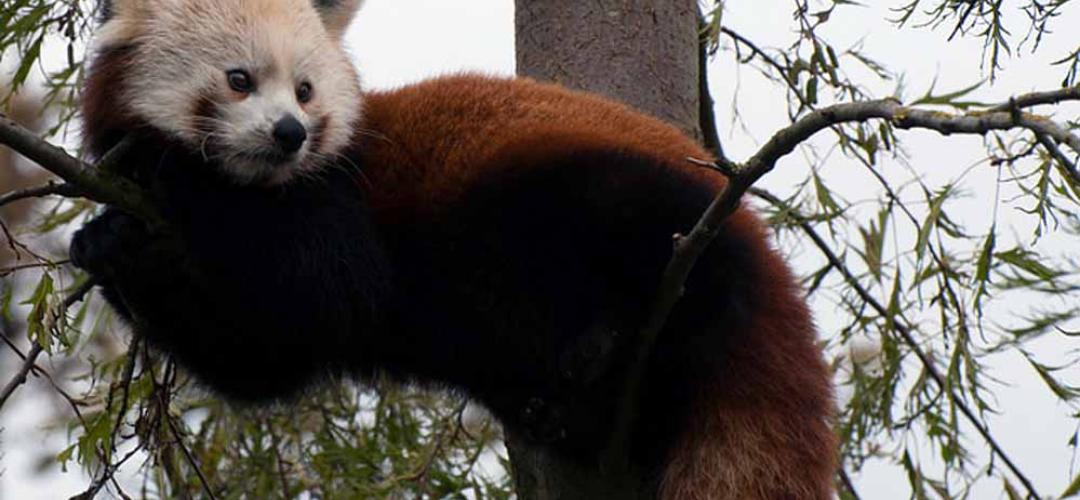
[807,76,819,105]
[21,272,54,351]
[12,33,45,90]
[909,80,987,108]
[995,248,1062,282]
[1063,472,1080,498]
[1028,358,1080,401]
[1003,478,1023,500]
[973,226,996,311]
[915,187,950,261]
[56,443,77,472]
[812,171,841,216]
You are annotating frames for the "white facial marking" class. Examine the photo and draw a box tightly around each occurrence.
[97,0,362,185]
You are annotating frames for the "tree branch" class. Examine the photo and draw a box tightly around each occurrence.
[0,181,81,208]
[747,99,1080,173]
[0,115,159,224]
[988,86,1080,111]
[0,338,44,409]
[0,260,68,278]
[1032,130,1080,185]
[837,467,863,500]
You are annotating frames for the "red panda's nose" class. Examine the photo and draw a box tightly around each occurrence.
[272,115,307,154]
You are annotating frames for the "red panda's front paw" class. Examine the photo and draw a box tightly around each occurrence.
[70,209,149,279]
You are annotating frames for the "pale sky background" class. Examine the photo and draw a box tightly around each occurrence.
[3,0,1080,498]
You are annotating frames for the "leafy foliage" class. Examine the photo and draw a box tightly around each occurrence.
[707,0,1080,497]
[0,0,89,134]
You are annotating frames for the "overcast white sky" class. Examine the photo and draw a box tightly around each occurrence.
[4,1,1080,498]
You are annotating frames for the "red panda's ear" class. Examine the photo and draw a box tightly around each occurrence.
[313,0,363,39]
[99,0,115,20]
[97,0,149,22]
[94,0,148,47]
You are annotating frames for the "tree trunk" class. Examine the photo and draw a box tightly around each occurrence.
[510,2,703,498]
[516,0,701,140]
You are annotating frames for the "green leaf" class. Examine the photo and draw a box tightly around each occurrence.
[857,210,887,283]
[1063,470,1080,497]
[0,282,11,321]
[56,444,77,472]
[995,248,1062,282]
[21,273,54,351]
[812,171,841,216]
[12,33,45,90]
[1003,478,1023,500]
[909,80,988,109]
[1028,358,1080,401]
[973,226,996,311]
[915,187,949,260]
[974,227,996,284]
[884,268,902,334]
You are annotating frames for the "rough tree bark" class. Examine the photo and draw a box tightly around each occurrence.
[510,2,703,499]
[516,0,701,140]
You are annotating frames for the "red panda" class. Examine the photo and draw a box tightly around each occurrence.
[70,0,837,498]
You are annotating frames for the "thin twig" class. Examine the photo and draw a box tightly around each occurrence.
[160,389,219,499]
[0,328,90,427]
[1033,131,1080,185]
[838,467,863,500]
[0,181,81,208]
[267,420,293,499]
[107,338,141,454]
[0,279,95,410]
[0,341,43,409]
[1,260,69,278]
[69,446,143,500]
[0,216,23,260]
[75,339,143,500]
[720,27,813,111]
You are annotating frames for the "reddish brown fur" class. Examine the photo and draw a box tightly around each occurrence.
[81,45,139,157]
[355,75,717,214]
[353,75,836,499]
[659,220,836,499]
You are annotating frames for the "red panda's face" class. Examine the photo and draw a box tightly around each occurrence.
[91,0,363,186]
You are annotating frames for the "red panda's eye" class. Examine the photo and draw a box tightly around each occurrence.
[297,82,313,104]
[226,70,254,93]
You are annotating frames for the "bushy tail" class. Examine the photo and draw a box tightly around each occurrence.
[659,248,837,499]
[658,390,836,499]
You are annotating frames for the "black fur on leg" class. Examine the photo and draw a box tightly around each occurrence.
[71,136,392,402]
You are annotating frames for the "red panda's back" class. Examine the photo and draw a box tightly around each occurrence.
[356,75,721,213]
[353,74,836,499]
